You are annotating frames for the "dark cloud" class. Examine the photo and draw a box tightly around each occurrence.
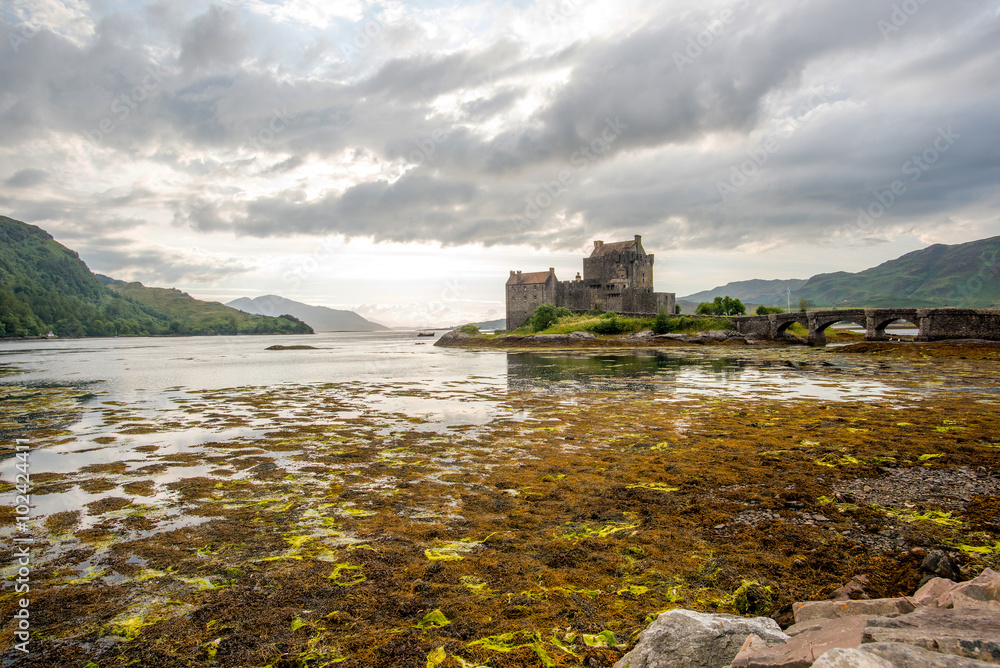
[5,168,49,188]
[79,243,252,285]
[178,6,250,73]
[1,0,997,270]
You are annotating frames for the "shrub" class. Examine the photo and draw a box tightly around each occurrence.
[528,304,560,332]
[755,305,785,315]
[697,296,745,316]
[457,324,480,335]
[592,315,624,335]
[653,307,671,334]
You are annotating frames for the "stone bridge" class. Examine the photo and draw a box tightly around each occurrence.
[732,308,1000,347]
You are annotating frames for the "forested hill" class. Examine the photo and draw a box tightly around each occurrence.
[680,236,1000,309]
[0,216,312,337]
[796,236,1000,308]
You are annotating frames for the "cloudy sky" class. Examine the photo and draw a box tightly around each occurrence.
[2,0,998,326]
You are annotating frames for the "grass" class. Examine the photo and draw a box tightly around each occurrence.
[504,312,734,337]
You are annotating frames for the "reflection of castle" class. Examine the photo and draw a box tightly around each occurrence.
[505,235,676,329]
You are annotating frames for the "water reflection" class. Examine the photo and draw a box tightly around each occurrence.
[505,351,745,392]
[504,350,906,402]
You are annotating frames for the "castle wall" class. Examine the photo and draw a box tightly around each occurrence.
[505,236,675,328]
[505,276,557,330]
[556,280,592,312]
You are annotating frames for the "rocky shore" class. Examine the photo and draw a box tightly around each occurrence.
[617,561,1000,667]
[436,327,1000,360]
[434,328,759,348]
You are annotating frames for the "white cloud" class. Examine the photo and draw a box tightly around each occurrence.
[233,0,365,28]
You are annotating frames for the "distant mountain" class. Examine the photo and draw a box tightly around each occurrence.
[107,282,313,335]
[795,237,1000,308]
[444,318,506,331]
[470,318,506,330]
[680,236,1000,309]
[0,215,312,337]
[227,295,389,332]
[680,279,808,306]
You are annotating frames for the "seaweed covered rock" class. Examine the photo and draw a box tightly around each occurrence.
[612,609,788,668]
[434,328,476,346]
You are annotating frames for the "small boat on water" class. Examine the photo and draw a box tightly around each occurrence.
[417,332,435,337]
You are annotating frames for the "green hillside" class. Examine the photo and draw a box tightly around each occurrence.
[680,278,808,305]
[108,282,313,335]
[796,236,1000,308]
[0,216,312,337]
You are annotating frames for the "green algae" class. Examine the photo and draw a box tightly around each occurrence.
[414,609,451,629]
[8,355,1000,667]
[625,483,679,492]
[329,563,365,587]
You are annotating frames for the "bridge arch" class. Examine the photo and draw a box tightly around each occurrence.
[869,311,921,341]
[772,314,808,339]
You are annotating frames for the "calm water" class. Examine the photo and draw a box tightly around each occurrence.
[0,332,996,570]
[0,331,991,419]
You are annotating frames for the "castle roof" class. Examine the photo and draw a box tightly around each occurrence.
[591,239,639,257]
[506,270,554,286]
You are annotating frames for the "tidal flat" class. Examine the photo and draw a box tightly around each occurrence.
[1,338,999,667]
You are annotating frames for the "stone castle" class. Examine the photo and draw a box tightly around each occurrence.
[505,235,676,329]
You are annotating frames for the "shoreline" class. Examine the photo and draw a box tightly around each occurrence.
[435,329,1000,359]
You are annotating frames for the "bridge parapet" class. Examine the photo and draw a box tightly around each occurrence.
[733,308,1000,346]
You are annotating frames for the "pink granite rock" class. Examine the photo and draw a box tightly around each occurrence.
[729,616,869,668]
[792,598,914,624]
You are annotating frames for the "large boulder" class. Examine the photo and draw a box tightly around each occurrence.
[920,550,958,583]
[938,569,1000,611]
[792,598,914,624]
[909,577,957,607]
[730,616,870,668]
[613,609,788,668]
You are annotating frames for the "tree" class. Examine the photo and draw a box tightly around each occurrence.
[799,298,815,313]
[653,307,671,334]
[528,304,560,332]
[696,301,718,315]
[697,296,745,316]
[674,304,682,314]
[723,297,746,316]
